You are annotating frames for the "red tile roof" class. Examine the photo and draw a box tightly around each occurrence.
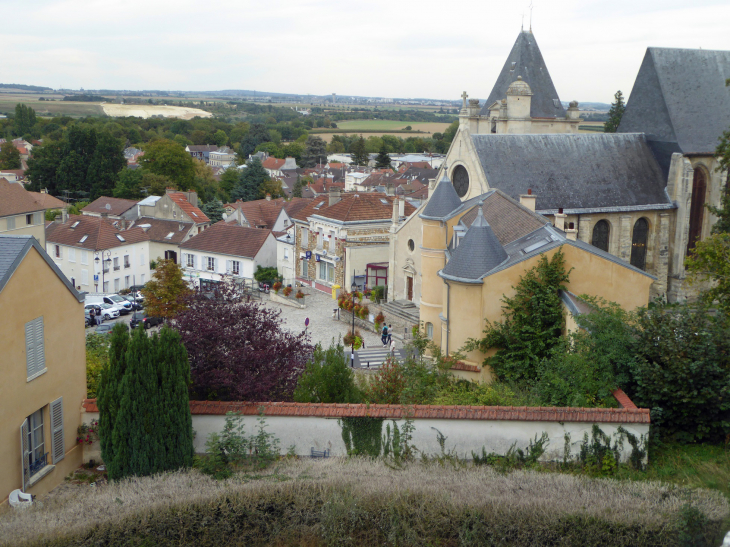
[82,391,648,423]
[262,157,286,170]
[167,192,209,224]
[179,222,271,258]
[0,178,45,217]
[293,192,416,223]
[82,196,138,216]
[28,191,67,210]
[224,198,287,229]
[135,217,194,244]
[46,214,149,250]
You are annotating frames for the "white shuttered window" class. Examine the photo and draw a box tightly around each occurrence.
[25,317,46,380]
[50,397,65,464]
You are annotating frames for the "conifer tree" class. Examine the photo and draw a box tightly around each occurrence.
[97,323,129,469]
[201,197,225,223]
[374,142,392,170]
[350,136,368,166]
[604,90,626,133]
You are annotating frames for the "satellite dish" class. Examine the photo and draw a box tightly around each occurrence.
[105,204,111,211]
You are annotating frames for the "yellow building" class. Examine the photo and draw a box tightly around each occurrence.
[0,235,86,505]
[0,178,46,247]
[419,178,655,378]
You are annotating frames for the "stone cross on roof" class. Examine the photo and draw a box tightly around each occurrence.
[461,91,468,110]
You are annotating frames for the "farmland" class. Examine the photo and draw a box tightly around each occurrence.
[311,120,452,142]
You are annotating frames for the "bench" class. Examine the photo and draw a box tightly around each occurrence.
[311,447,330,459]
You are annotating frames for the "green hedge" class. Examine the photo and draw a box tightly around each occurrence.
[26,482,726,547]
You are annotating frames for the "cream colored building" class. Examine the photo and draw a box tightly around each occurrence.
[0,178,46,247]
[0,235,86,505]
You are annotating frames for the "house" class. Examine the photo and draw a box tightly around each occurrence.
[136,189,210,234]
[276,228,296,286]
[223,197,310,231]
[291,189,415,294]
[0,169,27,184]
[0,177,46,246]
[81,196,138,220]
[418,175,654,377]
[261,156,287,178]
[29,190,67,213]
[0,235,86,505]
[208,147,237,168]
[185,144,219,163]
[135,217,196,266]
[179,223,277,291]
[45,215,151,293]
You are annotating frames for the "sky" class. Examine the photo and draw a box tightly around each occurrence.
[3,0,729,103]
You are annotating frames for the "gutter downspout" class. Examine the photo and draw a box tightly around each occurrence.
[444,280,450,356]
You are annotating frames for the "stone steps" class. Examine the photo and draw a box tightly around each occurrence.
[380,300,420,326]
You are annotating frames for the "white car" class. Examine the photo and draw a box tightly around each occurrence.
[99,303,121,321]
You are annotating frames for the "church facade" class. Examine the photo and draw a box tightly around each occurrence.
[388,31,730,319]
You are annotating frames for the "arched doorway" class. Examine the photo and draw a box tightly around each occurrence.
[591,220,610,252]
[630,218,649,271]
[687,167,707,254]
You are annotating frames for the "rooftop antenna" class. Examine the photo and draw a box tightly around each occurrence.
[529,1,533,32]
[521,11,525,31]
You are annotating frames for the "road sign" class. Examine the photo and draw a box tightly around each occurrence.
[305,317,309,327]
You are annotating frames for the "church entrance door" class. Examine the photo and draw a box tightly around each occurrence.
[406,276,413,301]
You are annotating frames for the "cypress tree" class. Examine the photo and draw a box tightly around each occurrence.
[156,327,194,470]
[374,142,392,170]
[97,323,129,468]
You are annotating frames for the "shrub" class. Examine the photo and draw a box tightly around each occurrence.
[254,265,280,285]
[272,281,282,293]
[374,312,385,331]
[434,380,532,407]
[364,358,405,404]
[295,290,304,299]
[85,333,109,398]
[371,285,385,302]
[282,285,292,297]
[294,340,362,404]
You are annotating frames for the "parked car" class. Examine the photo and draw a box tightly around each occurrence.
[129,312,163,330]
[94,324,115,335]
[98,303,120,321]
[120,294,144,310]
[105,294,133,315]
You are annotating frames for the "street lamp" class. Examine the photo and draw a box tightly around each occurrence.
[94,250,112,293]
[350,278,358,368]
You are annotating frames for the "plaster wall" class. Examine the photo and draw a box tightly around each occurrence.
[0,214,45,247]
[0,248,86,504]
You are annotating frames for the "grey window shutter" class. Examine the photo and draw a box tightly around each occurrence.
[193,255,198,269]
[25,320,36,378]
[35,317,45,375]
[20,419,30,491]
[50,397,65,464]
[226,260,232,274]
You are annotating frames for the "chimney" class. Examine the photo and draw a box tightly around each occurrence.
[565,221,578,241]
[265,193,272,201]
[398,197,405,218]
[554,208,566,231]
[392,197,399,225]
[519,188,536,212]
[329,187,341,206]
[61,207,68,223]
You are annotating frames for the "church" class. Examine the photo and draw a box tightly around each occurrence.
[388,30,730,325]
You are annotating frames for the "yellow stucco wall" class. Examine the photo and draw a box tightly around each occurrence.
[0,216,46,247]
[0,247,86,504]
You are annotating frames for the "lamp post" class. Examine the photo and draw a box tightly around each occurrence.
[350,278,358,368]
[94,250,112,293]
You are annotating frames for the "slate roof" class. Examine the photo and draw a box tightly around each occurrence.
[167,192,210,223]
[135,217,193,244]
[0,178,45,217]
[441,202,508,282]
[82,196,138,216]
[618,47,730,157]
[46,215,150,250]
[187,144,219,152]
[179,223,271,259]
[0,234,83,300]
[480,31,566,119]
[420,173,462,219]
[470,133,672,212]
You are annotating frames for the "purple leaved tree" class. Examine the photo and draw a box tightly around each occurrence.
[174,280,312,401]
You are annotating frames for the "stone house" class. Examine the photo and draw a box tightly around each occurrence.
[291,189,415,294]
[185,144,219,163]
[0,235,86,505]
[208,147,237,168]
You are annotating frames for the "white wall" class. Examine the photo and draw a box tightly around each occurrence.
[277,238,296,286]
[82,411,648,463]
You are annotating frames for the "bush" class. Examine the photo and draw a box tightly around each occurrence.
[295,290,304,299]
[434,380,533,407]
[371,285,385,302]
[293,340,362,404]
[253,265,279,285]
[282,285,292,297]
[272,281,282,293]
[85,333,109,398]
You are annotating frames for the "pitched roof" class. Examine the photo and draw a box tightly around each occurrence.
[179,223,271,258]
[618,47,730,156]
[470,133,671,212]
[46,215,149,250]
[28,191,66,210]
[167,192,210,223]
[262,157,286,170]
[187,144,219,152]
[0,235,84,301]
[135,217,193,244]
[307,192,416,223]
[441,202,508,282]
[0,178,45,217]
[420,174,462,219]
[480,31,566,119]
[224,198,288,229]
[82,196,138,216]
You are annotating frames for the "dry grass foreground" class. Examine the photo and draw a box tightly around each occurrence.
[101,103,212,119]
[1,458,727,547]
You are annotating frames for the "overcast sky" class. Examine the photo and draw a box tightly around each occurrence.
[4,0,729,103]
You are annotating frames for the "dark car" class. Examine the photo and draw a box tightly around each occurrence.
[130,312,163,330]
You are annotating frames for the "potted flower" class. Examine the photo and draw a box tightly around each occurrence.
[272,281,282,294]
[374,312,385,331]
[295,290,305,300]
[283,286,293,297]
[359,305,369,320]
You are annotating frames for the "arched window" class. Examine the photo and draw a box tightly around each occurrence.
[687,167,707,254]
[591,220,610,252]
[425,322,433,339]
[630,218,649,271]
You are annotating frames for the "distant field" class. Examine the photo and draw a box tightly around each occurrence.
[313,120,452,142]
[579,121,605,133]
[0,95,104,117]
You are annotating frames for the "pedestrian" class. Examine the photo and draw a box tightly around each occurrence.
[381,324,389,346]
[88,307,95,327]
[390,338,396,357]
[96,307,102,325]
[386,324,393,345]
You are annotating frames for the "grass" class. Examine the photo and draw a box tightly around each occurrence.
[1,458,727,546]
[333,120,450,132]
[0,96,104,118]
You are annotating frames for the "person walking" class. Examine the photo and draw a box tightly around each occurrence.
[88,307,95,327]
[381,324,389,347]
[386,324,393,345]
[390,338,396,357]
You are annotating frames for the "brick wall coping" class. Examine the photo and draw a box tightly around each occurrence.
[82,390,648,424]
[450,362,481,373]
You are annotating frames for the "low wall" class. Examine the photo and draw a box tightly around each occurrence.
[269,291,306,309]
[81,393,649,463]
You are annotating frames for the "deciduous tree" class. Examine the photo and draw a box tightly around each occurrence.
[175,281,312,401]
[139,139,195,191]
[141,258,193,321]
[294,340,362,404]
[0,141,21,169]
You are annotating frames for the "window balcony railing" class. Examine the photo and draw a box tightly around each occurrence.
[29,452,48,477]
[113,266,121,271]
[124,263,130,269]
